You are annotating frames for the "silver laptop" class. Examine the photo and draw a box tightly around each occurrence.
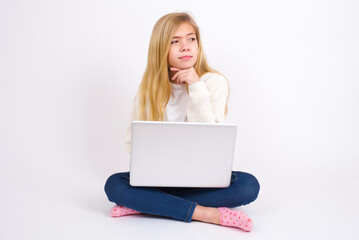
[129,121,237,188]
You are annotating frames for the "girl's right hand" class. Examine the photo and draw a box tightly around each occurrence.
[170,67,200,85]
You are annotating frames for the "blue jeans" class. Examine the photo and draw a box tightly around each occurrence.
[104,171,260,223]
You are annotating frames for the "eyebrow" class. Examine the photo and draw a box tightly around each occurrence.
[172,32,196,39]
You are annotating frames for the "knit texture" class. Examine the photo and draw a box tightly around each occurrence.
[125,72,229,154]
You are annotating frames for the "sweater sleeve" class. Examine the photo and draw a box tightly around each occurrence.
[187,73,229,123]
[125,96,139,155]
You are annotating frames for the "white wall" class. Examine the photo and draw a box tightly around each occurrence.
[0,1,358,238]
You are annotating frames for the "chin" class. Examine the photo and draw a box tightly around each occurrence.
[176,62,195,69]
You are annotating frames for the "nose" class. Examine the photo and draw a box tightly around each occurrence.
[180,40,190,52]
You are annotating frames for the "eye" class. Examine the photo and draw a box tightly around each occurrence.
[171,40,178,44]
[189,37,196,41]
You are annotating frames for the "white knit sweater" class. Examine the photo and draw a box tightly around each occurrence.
[125,72,229,154]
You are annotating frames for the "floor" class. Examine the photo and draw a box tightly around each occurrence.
[1,164,358,240]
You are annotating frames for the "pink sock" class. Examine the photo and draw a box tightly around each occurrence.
[110,205,141,217]
[217,207,253,232]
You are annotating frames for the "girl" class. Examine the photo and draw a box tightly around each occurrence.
[104,12,260,232]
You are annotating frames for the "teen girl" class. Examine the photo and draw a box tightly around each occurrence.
[104,12,260,232]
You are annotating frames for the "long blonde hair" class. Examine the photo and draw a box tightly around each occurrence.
[137,12,229,121]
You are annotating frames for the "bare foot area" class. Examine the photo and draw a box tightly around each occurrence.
[191,205,221,225]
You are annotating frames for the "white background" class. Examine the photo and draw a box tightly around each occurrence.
[0,0,358,239]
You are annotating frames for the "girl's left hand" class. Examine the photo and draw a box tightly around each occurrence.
[170,67,200,85]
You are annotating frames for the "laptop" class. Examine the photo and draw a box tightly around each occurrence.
[129,121,237,188]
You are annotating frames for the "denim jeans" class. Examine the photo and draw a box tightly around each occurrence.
[104,171,260,223]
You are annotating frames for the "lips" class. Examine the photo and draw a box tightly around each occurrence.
[179,56,192,60]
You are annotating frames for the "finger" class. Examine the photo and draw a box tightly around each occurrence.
[170,76,181,84]
[170,67,181,71]
[173,71,184,81]
[176,72,188,84]
[171,70,183,80]
[172,68,190,80]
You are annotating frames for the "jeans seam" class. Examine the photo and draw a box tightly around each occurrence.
[185,202,195,222]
